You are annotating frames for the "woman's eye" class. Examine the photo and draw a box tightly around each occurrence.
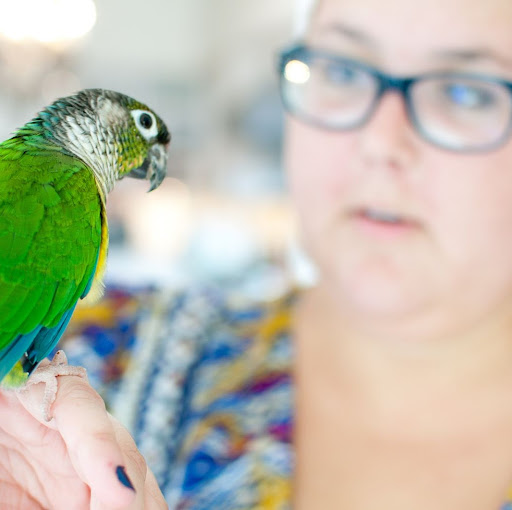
[324,62,361,85]
[443,82,495,109]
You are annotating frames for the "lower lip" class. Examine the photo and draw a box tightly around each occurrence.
[351,213,419,238]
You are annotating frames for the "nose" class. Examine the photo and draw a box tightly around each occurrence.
[357,90,417,169]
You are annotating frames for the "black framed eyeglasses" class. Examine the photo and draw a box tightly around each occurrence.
[278,44,512,152]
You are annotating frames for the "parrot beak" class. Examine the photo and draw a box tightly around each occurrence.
[146,143,168,192]
[127,143,169,192]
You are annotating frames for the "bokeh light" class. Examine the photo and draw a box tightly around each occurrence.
[284,59,310,84]
[0,0,96,43]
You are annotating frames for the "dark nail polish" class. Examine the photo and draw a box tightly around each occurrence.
[116,465,135,491]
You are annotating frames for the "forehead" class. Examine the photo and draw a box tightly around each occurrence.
[308,0,512,73]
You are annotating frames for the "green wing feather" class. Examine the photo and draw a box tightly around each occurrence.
[0,136,102,355]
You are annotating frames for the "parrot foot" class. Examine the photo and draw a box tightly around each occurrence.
[21,350,87,422]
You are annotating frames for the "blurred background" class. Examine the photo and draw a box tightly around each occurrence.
[0,0,318,298]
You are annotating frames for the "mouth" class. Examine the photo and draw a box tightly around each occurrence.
[127,143,168,192]
[351,207,421,236]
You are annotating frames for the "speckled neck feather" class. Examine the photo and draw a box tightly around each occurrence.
[24,89,131,199]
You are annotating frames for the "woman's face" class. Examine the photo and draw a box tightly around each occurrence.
[285,0,512,330]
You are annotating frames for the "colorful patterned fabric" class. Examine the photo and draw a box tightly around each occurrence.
[62,285,512,509]
[63,285,294,508]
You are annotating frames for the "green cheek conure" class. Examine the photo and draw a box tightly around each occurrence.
[0,89,170,412]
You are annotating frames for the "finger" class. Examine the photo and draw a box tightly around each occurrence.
[17,372,137,509]
[14,357,81,430]
[110,415,168,510]
[144,466,169,510]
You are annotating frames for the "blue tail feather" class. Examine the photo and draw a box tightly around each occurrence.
[23,304,77,374]
[0,302,77,383]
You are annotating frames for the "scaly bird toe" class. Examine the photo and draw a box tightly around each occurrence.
[20,350,87,422]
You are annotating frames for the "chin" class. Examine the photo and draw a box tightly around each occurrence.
[322,257,426,320]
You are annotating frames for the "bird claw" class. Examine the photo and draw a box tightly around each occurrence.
[20,350,87,422]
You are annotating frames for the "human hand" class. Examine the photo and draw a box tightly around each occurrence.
[0,355,168,509]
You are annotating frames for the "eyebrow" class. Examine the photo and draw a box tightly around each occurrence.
[317,23,512,71]
[431,49,512,70]
[319,22,376,48]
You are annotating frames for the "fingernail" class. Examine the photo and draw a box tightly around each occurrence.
[116,465,135,491]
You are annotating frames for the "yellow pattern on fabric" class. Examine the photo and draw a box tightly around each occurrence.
[196,295,293,409]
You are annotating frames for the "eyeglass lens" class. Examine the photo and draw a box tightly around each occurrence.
[281,48,512,151]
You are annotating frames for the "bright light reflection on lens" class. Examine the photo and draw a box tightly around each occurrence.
[284,60,311,84]
[0,0,96,43]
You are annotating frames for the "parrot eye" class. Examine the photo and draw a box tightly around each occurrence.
[140,113,153,129]
[131,109,158,140]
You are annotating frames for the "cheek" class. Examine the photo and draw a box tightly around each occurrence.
[426,152,512,286]
[284,118,355,222]
[433,157,512,243]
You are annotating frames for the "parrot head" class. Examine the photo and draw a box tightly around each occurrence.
[28,88,171,196]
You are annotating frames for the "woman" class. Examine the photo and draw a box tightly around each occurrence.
[3,0,512,508]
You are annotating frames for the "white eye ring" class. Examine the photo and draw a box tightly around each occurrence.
[131,109,158,140]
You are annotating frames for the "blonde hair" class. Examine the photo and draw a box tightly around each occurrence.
[294,0,318,37]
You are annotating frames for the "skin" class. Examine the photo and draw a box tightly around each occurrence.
[292,0,512,341]
[0,356,167,509]
[288,0,512,508]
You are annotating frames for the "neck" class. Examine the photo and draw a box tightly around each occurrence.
[52,117,118,198]
[294,284,512,437]
[19,109,119,198]
[63,149,115,200]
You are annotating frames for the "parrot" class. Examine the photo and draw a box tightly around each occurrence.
[0,89,170,416]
